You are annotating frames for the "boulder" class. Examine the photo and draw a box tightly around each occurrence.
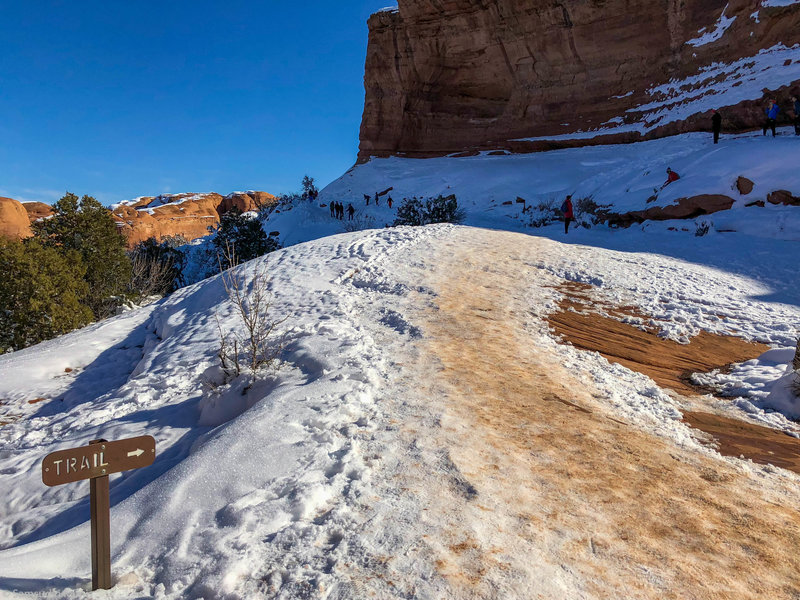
[736,177,754,195]
[0,197,33,240]
[767,190,800,206]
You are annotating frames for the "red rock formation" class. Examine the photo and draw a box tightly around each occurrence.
[607,194,736,227]
[359,1,800,160]
[22,202,55,223]
[0,197,33,240]
[111,192,276,248]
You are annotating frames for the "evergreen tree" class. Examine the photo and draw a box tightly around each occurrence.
[0,238,92,353]
[212,209,279,271]
[301,175,317,200]
[33,192,131,318]
[393,194,464,227]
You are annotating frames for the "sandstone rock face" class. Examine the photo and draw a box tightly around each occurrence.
[0,197,32,240]
[360,1,800,160]
[112,192,276,248]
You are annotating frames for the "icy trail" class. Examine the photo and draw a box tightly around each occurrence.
[2,226,800,599]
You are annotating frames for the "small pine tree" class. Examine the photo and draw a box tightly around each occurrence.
[212,209,280,271]
[0,238,92,352]
[33,192,132,319]
[301,175,317,200]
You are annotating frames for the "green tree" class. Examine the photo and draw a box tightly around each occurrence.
[393,194,465,227]
[0,238,92,353]
[34,192,131,318]
[212,209,279,271]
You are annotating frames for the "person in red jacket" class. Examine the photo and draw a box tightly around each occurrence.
[662,167,680,189]
[562,194,574,234]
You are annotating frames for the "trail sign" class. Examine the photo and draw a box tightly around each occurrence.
[41,436,156,590]
[42,435,155,486]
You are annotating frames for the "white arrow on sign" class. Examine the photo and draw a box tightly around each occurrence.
[127,448,145,458]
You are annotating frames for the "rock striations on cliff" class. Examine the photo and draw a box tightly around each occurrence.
[359,0,800,160]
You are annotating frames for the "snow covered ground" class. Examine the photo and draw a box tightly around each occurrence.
[1,128,800,598]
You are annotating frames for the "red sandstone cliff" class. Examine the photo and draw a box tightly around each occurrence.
[359,0,800,160]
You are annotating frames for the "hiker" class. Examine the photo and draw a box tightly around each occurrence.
[793,95,800,136]
[387,196,393,209]
[662,167,680,189]
[330,202,335,218]
[763,99,779,137]
[711,109,722,144]
[365,193,370,206]
[561,194,574,234]
[374,192,379,206]
[347,203,355,220]
[337,202,344,220]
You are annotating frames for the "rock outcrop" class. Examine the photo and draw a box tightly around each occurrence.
[112,192,276,247]
[0,197,32,240]
[607,194,736,227]
[359,1,800,160]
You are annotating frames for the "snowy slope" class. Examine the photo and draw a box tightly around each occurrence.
[1,128,800,597]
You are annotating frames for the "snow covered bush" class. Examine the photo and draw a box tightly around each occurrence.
[526,198,561,228]
[393,194,465,226]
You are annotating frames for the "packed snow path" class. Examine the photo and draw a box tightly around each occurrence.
[2,225,800,599]
[339,227,800,599]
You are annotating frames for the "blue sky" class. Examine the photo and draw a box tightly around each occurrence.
[0,1,396,205]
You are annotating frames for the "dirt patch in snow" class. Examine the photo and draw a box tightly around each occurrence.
[546,280,800,474]
[411,229,800,599]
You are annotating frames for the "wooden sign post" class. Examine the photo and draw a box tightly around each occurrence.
[42,435,156,591]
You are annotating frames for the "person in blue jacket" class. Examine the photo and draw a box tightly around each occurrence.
[763,99,779,137]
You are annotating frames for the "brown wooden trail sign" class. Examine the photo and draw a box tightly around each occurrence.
[41,436,156,591]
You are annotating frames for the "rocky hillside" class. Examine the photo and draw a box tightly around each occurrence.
[0,191,276,247]
[359,0,800,160]
[111,191,276,247]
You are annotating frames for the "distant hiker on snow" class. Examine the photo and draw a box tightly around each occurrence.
[387,196,393,209]
[711,109,722,144]
[561,195,574,234]
[364,194,370,206]
[337,202,344,220]
[662,167,680,189]
[330,202,335,218]
[763,99,779,137]
[793,95,800,136]
[374,192,380,206]
[347,203,355,220]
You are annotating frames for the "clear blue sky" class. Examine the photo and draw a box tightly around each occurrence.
[0,1,396,205]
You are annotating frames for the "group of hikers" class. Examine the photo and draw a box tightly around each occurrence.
[363,193,394,208]
[329,201,355,220]
[712,95,800,142]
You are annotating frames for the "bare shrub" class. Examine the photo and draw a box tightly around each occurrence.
[342,212,376,233]
[526,197,561,228]
[216,243,285,384]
